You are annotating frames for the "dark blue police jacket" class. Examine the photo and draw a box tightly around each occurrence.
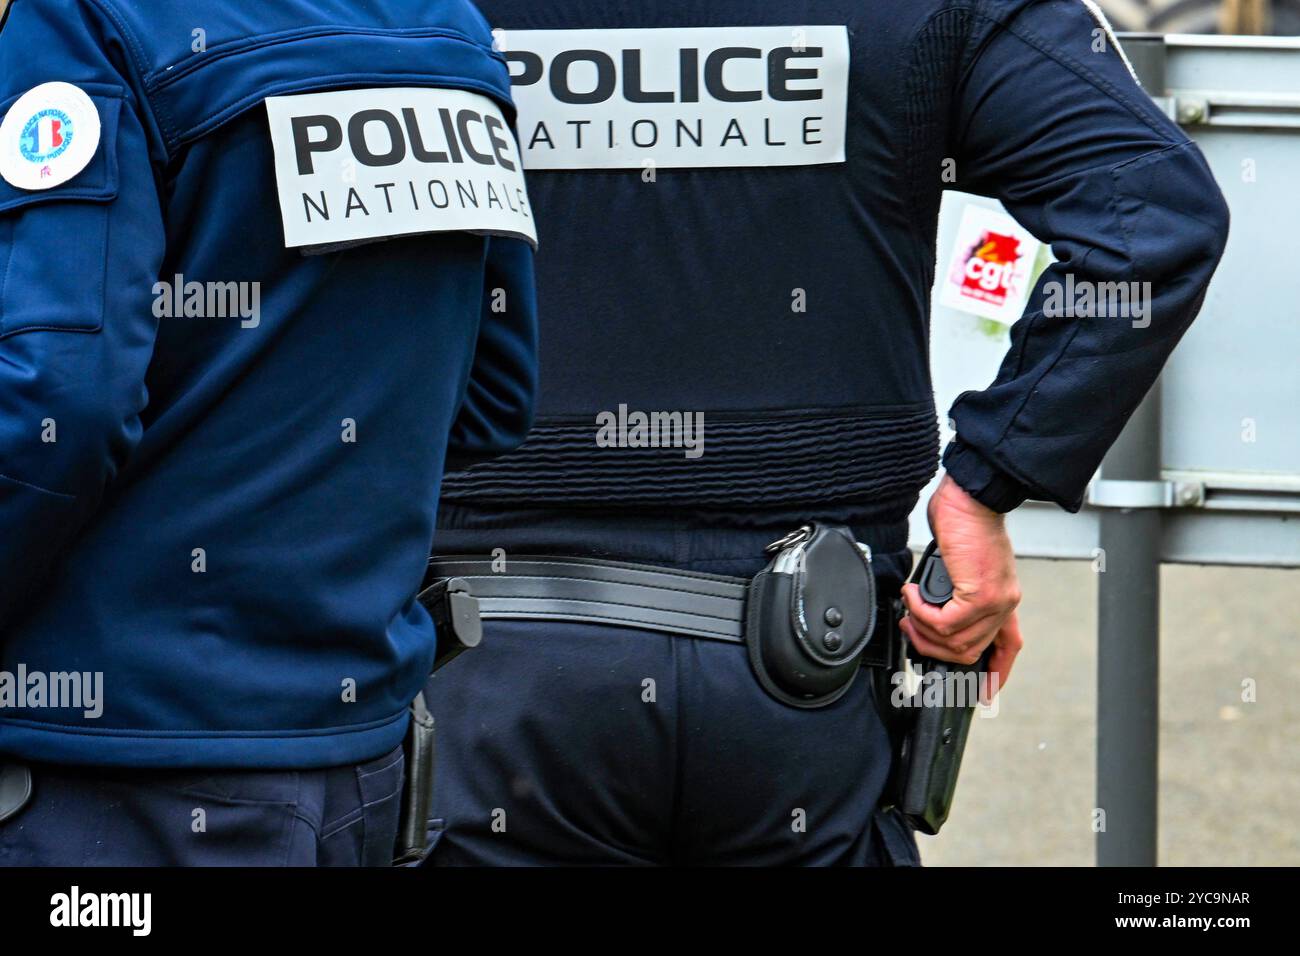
[440,1,1228,530]
[0,0,538,767]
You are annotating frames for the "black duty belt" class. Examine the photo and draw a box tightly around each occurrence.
[426,549,897,673]
[421,533,982,837]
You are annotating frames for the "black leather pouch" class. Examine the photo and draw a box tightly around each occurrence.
[417,576,483,671]
[746,523,877,709]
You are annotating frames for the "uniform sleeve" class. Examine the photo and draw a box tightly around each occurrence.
[445,235,539,471]
[941,0,1229,512]
[0,0,165,625]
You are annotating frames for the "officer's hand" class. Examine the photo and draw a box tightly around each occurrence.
[901,473,1023,697]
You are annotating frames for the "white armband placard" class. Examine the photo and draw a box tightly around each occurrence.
[265,86,536,250]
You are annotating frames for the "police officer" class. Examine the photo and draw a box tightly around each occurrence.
[420,0,1228,867]
[0,0,537,865]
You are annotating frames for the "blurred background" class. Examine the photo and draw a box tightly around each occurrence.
[919,559,1300,866]
[1098,0,1300,34]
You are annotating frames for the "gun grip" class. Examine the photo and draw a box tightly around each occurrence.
[914,539,953,606]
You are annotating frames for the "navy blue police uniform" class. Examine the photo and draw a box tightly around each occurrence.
[0,0,538,865]
[421,0,1229,867]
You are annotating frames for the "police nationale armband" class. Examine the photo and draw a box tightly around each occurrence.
[264,86,537,252]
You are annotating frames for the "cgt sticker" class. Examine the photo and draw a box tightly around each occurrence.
[265,86,536,251]
[938,204,1042,325]
[0,82,101,190]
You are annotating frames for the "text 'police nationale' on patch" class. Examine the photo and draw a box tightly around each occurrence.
[264,86,536,250]
[499,26,850,170]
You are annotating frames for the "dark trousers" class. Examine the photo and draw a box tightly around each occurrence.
[424,514,921,866]
[0,746,404,866]
[424,617,919,866]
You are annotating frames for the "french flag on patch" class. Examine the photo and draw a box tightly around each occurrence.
[23,115,66,156]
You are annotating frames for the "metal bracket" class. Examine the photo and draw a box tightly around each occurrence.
[1172,92,1300,129]
[1087,479,1205,509]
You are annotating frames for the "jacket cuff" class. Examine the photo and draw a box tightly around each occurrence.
[941,438,1032,514]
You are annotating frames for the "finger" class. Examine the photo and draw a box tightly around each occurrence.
[902,583,1005,660]
[903,609,1003,661]
[900,616,979,666]
[983,613,1025,700]
[901,582,1001,640]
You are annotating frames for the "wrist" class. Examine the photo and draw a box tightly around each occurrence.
[940,437,1031,513]
[935,473,1002,523]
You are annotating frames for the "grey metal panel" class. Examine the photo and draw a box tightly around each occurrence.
[1165,34,1300,105]
[1006,503,1101,561]
[1161,123,1300,480]
[1162,509,1300,566]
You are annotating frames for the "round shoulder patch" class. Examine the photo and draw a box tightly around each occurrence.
[0,82,102,190]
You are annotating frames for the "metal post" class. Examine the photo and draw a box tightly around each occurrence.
[1095,34,1167,868]
[1096,400,1162,866]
